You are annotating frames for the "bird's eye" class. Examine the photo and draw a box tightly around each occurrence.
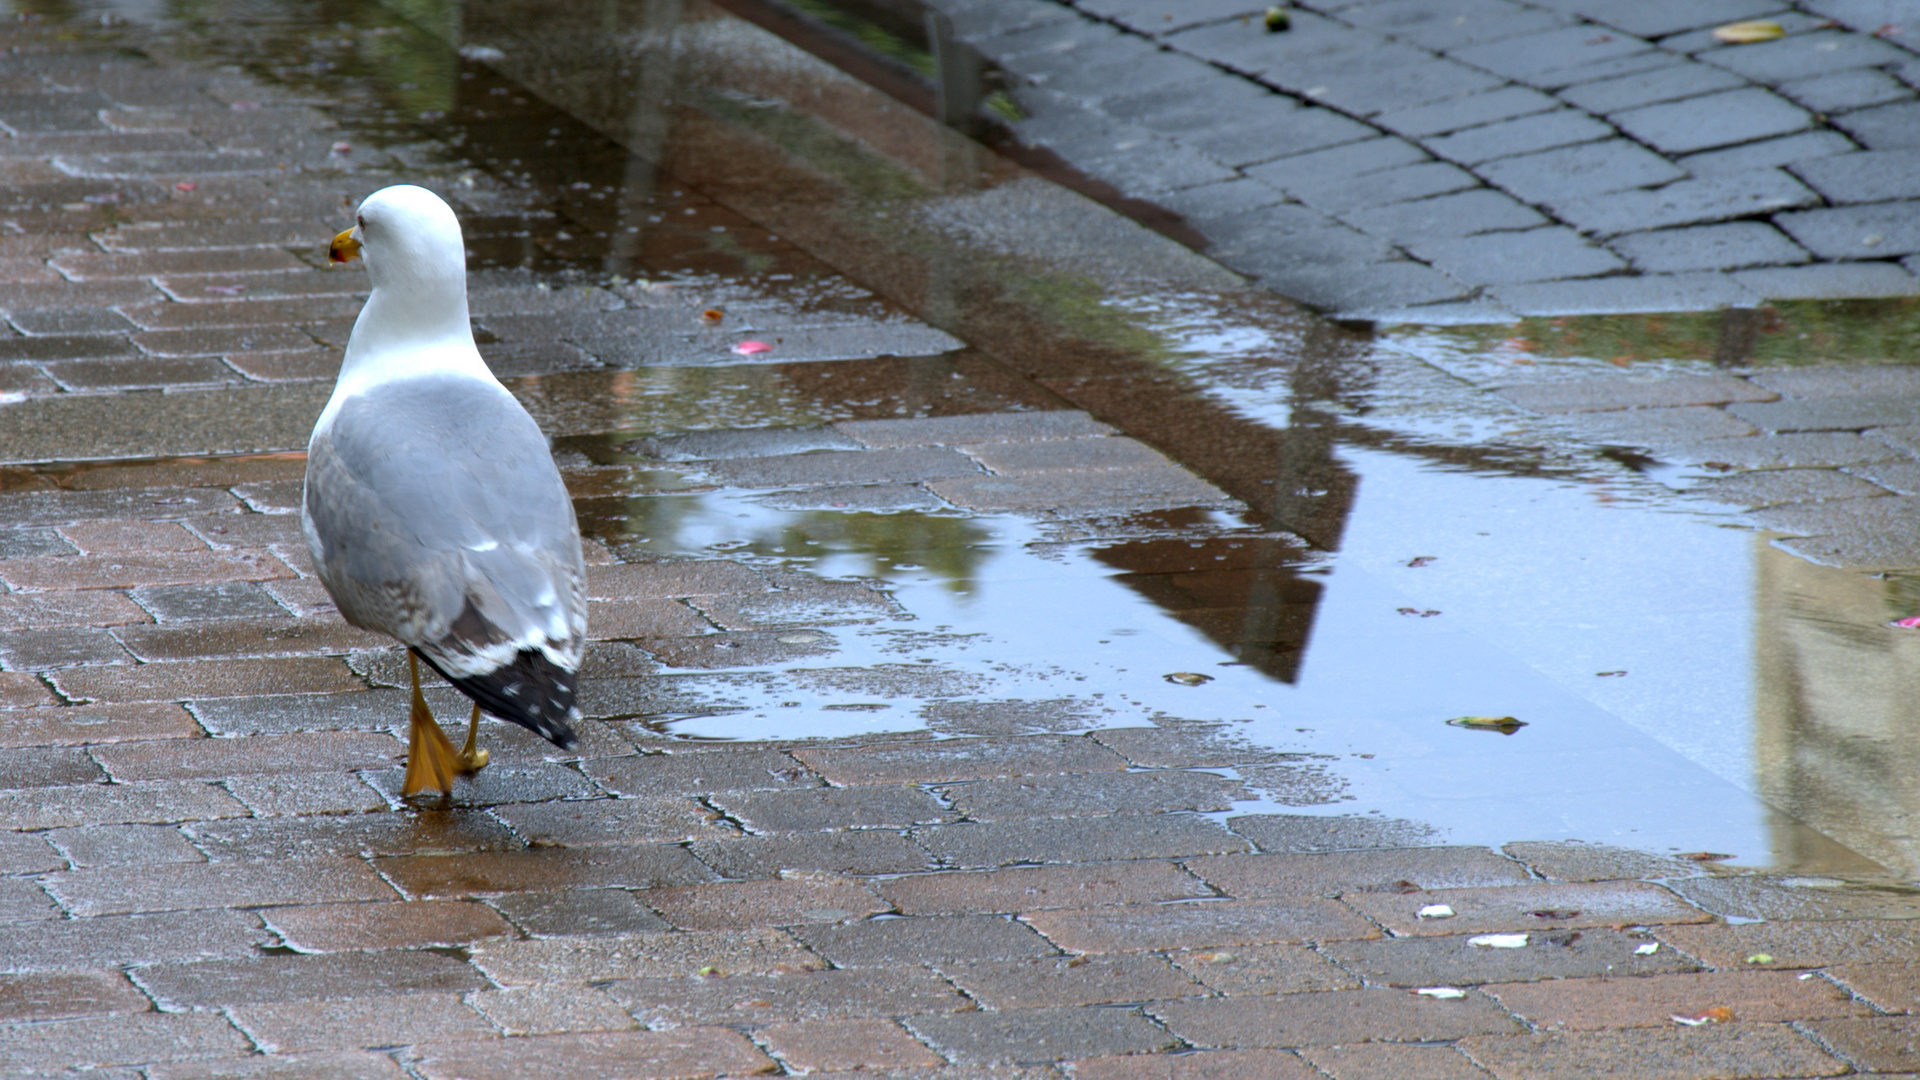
[356,215,366,229]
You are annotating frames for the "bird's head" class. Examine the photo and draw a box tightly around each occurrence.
[330,184,466,293]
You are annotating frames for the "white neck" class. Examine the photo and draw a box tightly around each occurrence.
[329,266,496,403]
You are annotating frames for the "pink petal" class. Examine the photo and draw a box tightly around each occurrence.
[730,340,772,356]
[174,181,197,192]
[1892,616,1920,629]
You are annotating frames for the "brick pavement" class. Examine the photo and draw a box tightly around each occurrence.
[2,4,1920,1080]
[920,0,1920,320]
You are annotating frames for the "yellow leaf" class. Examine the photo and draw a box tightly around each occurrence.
[1447,715,1527,734]
[1713,20,1784,43]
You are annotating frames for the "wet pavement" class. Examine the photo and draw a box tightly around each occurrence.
[4,0,1920,1077]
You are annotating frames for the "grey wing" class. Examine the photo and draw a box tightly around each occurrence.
[302,374,586,679]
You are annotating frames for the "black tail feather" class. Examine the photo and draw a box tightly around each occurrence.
[414,647,578,748]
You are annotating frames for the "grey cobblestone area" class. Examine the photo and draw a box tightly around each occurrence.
[926,0,1920,321]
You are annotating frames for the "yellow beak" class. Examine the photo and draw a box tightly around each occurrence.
[329,228,362,263]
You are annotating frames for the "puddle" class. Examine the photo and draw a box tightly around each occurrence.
[22,0,1920,878]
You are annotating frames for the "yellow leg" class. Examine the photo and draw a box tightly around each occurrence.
[401,652,461,797]
[459,702,490,775]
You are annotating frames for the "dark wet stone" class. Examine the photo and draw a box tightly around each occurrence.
[796,914,1058,969]
[1504,841,1707,883]
[0,528,76,559]
[134,951,487,1008]
[906,1005,1177,1065]
[691,830,934,880]
[365,762,601,807]
[0,627,132,671]
[916,814,1247,868]
[1322,928,1699,988]
[0,746,106,790]
[488,888,672,937]
[1227,813,1446,853]
[132,581,290,622]
[937,770,1246,821]
[1667,875,1920,922]
[623,425,861,461]
[639,630,836,670]
[585,748,820,797]
[45,824,203,869]
[0,909,268,972]
[189,689,462,736]
[757,483,949,513]
[712,785,957,833]
[920,698,1105,736]
[186,810,522,862]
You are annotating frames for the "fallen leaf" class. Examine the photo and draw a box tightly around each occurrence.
[1396,607,1442,617]
[730,340,772,356]
[1469,933,1528,949]
[1745,953,1774,965]
[1262,5,1290,31]
[701,308,724,323]
[1417,904,1455,919]
[1670,1014,1710,1027]
[1596,670,1627,677]
[173,180,197,192]
[1874,23,1902,38]
[1705,1006,1735,1022]
[330,141,351,154]
[1677,852,1733,862]
[1164,672,1212,686]
[1635,943,1660,956]
[1447,715,1527,735]
[1407,556,1436,568]
[1530,909,1581,920]
[1416,987,1466,999]
[1713,19,1784,42]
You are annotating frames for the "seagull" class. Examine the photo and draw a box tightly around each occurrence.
[303,184,587,796]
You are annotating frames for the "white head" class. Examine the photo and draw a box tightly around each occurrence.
[331,184,467,294]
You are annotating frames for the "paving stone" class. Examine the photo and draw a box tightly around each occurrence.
[111,617,383,662]
[45,822,203,868]
[1495,374,1774,413]
[0,1012,252,1074]
[488,795,726,847]
[1695,467,1889,507]
[1777,200,1920,259]
[1732,394,1920,432]
[607,966,969,1026]
[410,1028,775,1080]
[757,1017,944,1072]
[91,731,401,781]
[797,913,1060,969]
[1346,880,1706,936]
[1492,274,1763,317]
[470,927,825,985]
[186,689,438,735]
[942,953,1203,1009]
[919,814,1248,867]
[0,908,267,972]
[262,900,515,953]
[794,735,1126,785]
[145,1050,412,1080]
[1293,161,1483,214]
[1781,67,1915,114]
[1478,139,1687,204]
[0,549,293,592]
[48,857,397,917]
[1678,129,1861,173]
[708,785,952,833]
[699,445,981,488]
[58,519,206,554]
[1300,1042,1492,1080]
[1610,221,1812,273]
[581,749,815,798]
[905,1006,1175,1066]
[1373,85,1563,139]
[53,656,366,703]
[939,769,1244,821]
[0,778,248,831]
[691,829,935,879]
[1662,431,1905,469]
[1457,1025,1847,1080]
[1612,87,1812,155]
[1151,988,1522,1048]
[1409,227,1625,286]
[1272,51,1507,119]
[0,968,152,1022]
[1169,943,1361,996]
[464,983,636,1036]
[1484,968,1868,1030]
[1557,60,1749,114]
[1025,897,1377,953]
[1185,846,1531,897]
[1659,919,1920,968]
[884,861,1212,915]
[0,673,56,711]
[486,887,670,938]
[1826,962,1920,1014]
[376,844,715,900]
[1553,168,1820,236]
[1734,261,1920,298]
[1423,110,1613,166]
[1848,458,1920,496]
[643,875,886,931]
[1449,24,1655,82]
[1833,99,1920,150]
[1793,148,1920,205]
[1339,188,1549,242]
[1241,137,1431,194]
[133,950,486,1010]
[1326,926,1698,987]
[0,832,62,874]
[0,626,131,670]
[1701,27,1912,84]
[1338,0,1571,52]
[1227,812,1445,851]
[1668,874,1920,921]
[931,467,1235,512]
[836,411,1113,448]
[583,558,768,600]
